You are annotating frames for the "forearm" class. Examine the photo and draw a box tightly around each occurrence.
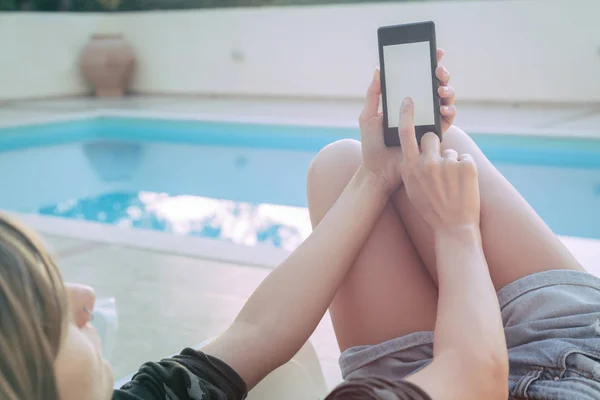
[407,225,508,399]
[205,166,390,387]
[433,225,507,360]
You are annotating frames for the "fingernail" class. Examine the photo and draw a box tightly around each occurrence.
[402,97,413,108]
[442,86,449,93]
[442,106,449,113]
[373,68,380,81]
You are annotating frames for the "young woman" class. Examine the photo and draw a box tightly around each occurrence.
[2,51,599,399]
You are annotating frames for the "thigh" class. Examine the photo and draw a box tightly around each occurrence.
[307,139,437,352]
[392,126,584,291]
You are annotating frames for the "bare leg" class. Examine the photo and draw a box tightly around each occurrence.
[307,139,437,351]
[392,126,584,291]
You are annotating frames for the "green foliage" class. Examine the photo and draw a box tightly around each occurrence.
[0,0,18,10]
[30,0,61,10]
[22,0,423,12]
[108,0,402,11]
[73,0,280,11]
[70,0,108,11]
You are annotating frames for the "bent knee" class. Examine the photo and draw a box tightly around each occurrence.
[307,139,362,188]
[441,125,477,152]
[307,139,362,225]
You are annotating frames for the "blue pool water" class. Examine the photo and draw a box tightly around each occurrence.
[0,117,599,249]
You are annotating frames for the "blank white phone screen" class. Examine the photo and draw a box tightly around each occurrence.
[383,41,434,128]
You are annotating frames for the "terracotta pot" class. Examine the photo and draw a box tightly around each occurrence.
[80,34,135,97]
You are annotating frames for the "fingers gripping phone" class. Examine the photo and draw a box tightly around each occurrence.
[378,21,442,146]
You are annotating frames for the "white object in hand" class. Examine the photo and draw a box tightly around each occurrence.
[91,297,119,361]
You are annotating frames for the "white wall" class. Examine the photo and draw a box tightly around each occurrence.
[1,0,599,103]
[0,13,108,99]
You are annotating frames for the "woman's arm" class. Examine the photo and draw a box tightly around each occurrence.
[395,99,508,400]
[406,225,508,399]
[203,165,390,388]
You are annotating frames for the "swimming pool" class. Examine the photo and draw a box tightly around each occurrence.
[0,117,599,249]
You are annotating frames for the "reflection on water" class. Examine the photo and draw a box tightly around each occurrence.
[39,192,312,250]
[83,141,143,182]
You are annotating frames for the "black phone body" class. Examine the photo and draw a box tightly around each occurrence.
[378,21,441,147]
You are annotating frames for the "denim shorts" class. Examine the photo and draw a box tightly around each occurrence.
[339,270,600,399]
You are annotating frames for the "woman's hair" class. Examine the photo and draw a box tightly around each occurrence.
[0,213,68,400]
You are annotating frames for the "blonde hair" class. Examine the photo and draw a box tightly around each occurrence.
[0,213,68,399]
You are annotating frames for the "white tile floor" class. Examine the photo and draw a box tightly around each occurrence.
[3,96,600,391]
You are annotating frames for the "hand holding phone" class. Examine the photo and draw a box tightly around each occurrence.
[378,21,450,146]
[358,36,455,193]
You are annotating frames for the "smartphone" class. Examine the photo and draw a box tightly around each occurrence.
[378,21,441,146]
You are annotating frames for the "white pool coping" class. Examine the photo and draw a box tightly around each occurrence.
[0,109,356,130]
[100,109,600,139]
[12,211,290,269]
[13,210,599,273]
[2,104,600,138]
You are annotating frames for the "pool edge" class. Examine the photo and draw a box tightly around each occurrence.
[9,212,600,275]
[1,109,599,139]
[11,212,289,270]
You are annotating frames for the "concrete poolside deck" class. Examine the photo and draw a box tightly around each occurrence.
[2,96,599,389]
[2,95,600,136]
